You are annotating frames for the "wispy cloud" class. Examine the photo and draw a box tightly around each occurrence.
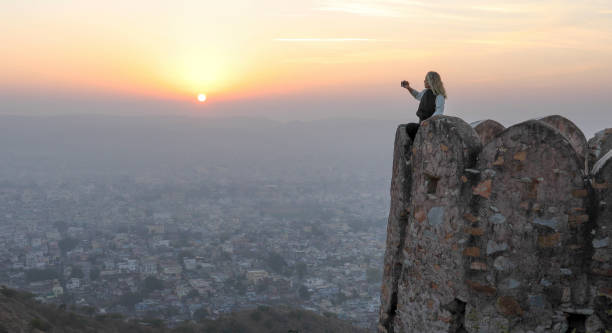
[313,0,537,21]
[462,39,507,45]
[460,29,612,51]
[274,38,377,42]
[316,4,400,17]
[470,6,525,13]
[314,0,424,17]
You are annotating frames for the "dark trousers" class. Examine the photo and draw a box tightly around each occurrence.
[405,123,420,141]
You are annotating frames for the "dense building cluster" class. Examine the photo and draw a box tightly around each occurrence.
[0,174,388,328]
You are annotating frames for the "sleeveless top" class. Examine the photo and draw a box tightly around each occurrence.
[416,89,436,122]
[410,88,445,122]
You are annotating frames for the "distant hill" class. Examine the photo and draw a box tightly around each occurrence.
[0,286,161,332]
[0,114,396,182]
[0,286,366,333]
[176,306,368,333]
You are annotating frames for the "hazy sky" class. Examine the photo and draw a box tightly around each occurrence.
[1,1,611,134]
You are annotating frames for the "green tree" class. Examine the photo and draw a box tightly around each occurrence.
[142,317,165,328]
[249,310,262,322]
[186,289,200,299]
[29,318,51,331]
[71,266,84,279]
[58,238,79,253]
[295,262,308,280]
[225,276,247,295]
[53,221,68,234]
[333,292,348,305]
[178,250,193,263]
[25,268,59,282]
[117,292,141,309]
[141,276,164,295]
[266,252,287,274]
[80,306,96,315]
[89,267,100,281]
[193,307,209,322]
[298,285,310,300]
[256,279,270,293]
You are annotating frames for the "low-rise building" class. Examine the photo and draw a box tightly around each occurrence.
[246,270,268,284]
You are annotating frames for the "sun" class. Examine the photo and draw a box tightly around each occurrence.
[197,93,207,102]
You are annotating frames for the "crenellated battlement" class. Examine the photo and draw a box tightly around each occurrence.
[379,115,611,333]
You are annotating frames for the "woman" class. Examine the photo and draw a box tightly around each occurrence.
[401,71,447,140]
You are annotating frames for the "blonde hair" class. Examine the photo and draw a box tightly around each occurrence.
[426,71,447,99]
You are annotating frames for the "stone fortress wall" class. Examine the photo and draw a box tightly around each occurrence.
[379,115,612,333]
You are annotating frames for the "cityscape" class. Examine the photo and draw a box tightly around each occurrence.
[2,0,612,332]
[0,152,390,329]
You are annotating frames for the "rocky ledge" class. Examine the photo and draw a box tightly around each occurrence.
[379,115,611,333]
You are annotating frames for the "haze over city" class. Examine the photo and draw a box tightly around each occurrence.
[1,1,612,332]
[2,0,612,134]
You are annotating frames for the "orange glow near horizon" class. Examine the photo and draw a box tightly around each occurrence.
[1,1,612,105]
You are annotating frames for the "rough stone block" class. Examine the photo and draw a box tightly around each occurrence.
[498,278,520,290]
[571,189,588,198]
[496,296,523,316]
[486,240,509,255]
[466,280,497,295]
[538,115,587,164]
[471,119,506,146]
[538,233,561,248]
[379,125,413,328]
[533,217,559,231]
[379,116,610,333]
[427,206,445,227]
[568,214,589,226]
[467,119,586,331]
[587,127,612,167]
[382,116,481,332]
[464,247,481,257]
[473,179,492,199]
[493,256,514,271]
[463,213,479,223]
[592,237,609,248]
[464,304,510,333]
[514,151,527,161]
[489,213,506,224]
[470,262,488,271]
[466,227,485,236]
[590,140,612,329]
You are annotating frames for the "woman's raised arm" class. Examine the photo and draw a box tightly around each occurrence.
[405,83,424,100]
